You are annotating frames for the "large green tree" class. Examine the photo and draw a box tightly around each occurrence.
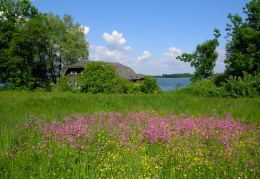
[0,0,89,89]
[0,0,39,89]
[44,14,89,84]
[225,0,260,77]
[176,29,221,82]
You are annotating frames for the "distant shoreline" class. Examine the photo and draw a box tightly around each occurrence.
[151,73,193,78]
[155,77,191,79]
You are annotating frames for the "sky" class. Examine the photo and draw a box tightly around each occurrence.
[31,0,250,75]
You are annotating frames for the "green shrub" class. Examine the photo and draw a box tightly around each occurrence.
[76,62,135,94]
[209,73,229,87]
[57,76,72,92]
[140,76,160,94]
[127,83,142,94]
[221,73,260,98]
[186,73,260,98]
[186,79,227,97]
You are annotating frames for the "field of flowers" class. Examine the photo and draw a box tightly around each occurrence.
[1,110,259,178]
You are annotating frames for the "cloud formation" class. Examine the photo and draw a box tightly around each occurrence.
[103,30,131,51]
[89,30,195,75]
[163,47,182,60]
[137,51,151,61]
[89,45,134,65]
[215,46,226,73]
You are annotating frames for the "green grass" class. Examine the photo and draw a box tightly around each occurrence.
[0,91,259,178]
[0,90,259,125]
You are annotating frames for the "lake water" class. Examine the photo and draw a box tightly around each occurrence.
[156,78,191,91]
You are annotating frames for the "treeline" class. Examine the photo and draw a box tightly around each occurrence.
[154,73,193,78]
[0,0,88,90]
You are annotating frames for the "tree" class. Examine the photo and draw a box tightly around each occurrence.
[0,0,40,89]
[176,29,221,82]
[44,13,89,84]
[0,0,89,89]
[225,0,260,77]
[61,14,89,65]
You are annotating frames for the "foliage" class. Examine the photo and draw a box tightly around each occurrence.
[185,79,227,97]
[185,72,260,98]
[0,0,40,90]
[126,83,142,94]
[76,62,131,94]
[225,0,260,77]
[0,0,88,90]
[140,76,160,94]
[177,29,221,82]
[44,13,89,84]
[57,75,72,92]
[221,72,260,98]
[209,73,229,87]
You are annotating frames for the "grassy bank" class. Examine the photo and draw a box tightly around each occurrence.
[0,91,259,178]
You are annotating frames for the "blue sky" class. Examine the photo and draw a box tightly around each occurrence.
[32,0,250,75]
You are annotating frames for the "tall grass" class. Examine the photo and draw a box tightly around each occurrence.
[0,91,259,178]
[0,91,259,124]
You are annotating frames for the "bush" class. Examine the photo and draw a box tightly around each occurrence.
[57,76,72,92]
[127,83,142,94]
[186,79,227,97]
[221,73,260,98]
[76,62,134,94]
[140,76,160,94]
[185,73,260,98]
[209,73,229,87]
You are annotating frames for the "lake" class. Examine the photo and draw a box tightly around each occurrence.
[156,78,191,91]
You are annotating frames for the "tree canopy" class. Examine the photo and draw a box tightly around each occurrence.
[225,0,260,77]
[0,0,88,90]
[176,29,221,82]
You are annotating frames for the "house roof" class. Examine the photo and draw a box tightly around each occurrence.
[64,60,141,80]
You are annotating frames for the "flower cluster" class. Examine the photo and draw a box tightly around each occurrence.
[3,111,259,178]
[37,111,255,150]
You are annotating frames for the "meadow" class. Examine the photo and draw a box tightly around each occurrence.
[0,91,259,178]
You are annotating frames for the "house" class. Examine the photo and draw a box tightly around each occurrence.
[64,60,144,85]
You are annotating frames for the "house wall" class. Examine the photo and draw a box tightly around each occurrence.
[66,68,84,86]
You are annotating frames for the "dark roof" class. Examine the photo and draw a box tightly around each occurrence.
[64,60,141,80]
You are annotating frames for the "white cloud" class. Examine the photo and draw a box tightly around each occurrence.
[103,30,131,51]
[137,51,151,61]
[89,33,194,75]
[214,46,226,73]
[163,47,182,60]
[124,46,133,51]
[89,45,135,65]
[81,26,90,35]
